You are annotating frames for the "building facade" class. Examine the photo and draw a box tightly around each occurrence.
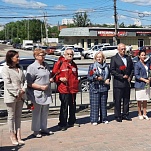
[59,27,151,50]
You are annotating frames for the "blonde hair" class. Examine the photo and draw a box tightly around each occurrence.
[33,48,46,58]
[94,51,106,62]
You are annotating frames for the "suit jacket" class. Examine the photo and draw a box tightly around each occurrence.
[134,61,149,89]
[1,65,26,103]
[110,53,133,88]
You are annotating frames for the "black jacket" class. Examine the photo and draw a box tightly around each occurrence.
[110,53,133,88]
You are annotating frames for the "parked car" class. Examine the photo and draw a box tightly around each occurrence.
[87,46,118,59]
[0,56,88,97]
[82,43,110,59]
[45,46,56,55]
[54,46,64,55]
[13,43,22,49]
[54,45,75,56]
[131,46,151,57]
[74,47,84,55]
[60,47,82,60]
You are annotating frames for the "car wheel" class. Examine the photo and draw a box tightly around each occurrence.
[0,82,4,97]
[84,54,89,59]
[79,79,89,92]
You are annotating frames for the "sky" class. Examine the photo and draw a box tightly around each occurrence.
[0,0,151,26]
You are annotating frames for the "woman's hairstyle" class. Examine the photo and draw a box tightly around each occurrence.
[64,47,74,56]
[6,50,19,68]
[138,50,146,56]
[33,48,46,58]
[94,51,106,62]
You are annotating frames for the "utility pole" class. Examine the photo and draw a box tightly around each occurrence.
[41,22,43,44]
[43,12,48,45]
[113,0,118,46]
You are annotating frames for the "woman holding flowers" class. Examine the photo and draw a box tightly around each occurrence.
[134,50,150,120]
[87,51,110,125]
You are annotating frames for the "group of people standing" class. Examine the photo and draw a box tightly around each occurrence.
[2,47,79,145]
[2,43,151,145]
[88,43,150,125]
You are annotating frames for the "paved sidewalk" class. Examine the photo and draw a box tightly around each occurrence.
[1,111,151,151]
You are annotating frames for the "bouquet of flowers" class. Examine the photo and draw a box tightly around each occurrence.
[119,65,126,71]
[89,68,96,76]
[24,100,34,111]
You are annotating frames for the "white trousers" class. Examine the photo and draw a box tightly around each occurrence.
[6,100,24,133]
[31,102,49,132]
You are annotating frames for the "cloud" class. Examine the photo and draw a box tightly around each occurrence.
[121,0,151,5]
[118,15,127,19]
[76,9,94,13]
[2,0,47,8]
[53,5,66,10]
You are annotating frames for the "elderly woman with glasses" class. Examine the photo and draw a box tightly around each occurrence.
[87,51,110,125]
[26,48,54,138]
[52,47,79,131]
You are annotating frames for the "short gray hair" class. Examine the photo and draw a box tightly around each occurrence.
[64,47,74,55]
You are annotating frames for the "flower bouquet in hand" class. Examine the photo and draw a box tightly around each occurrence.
[89,68,96,76]
[24,100,34,111]
[119,65,126,74]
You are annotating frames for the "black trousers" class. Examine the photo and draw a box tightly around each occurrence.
[58,93,76,127]
[113,87,130,118]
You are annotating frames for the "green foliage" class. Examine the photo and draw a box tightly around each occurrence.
[12,38,21,44]
[48,26,60,38]
[73,12,91,27]
[0,19,60,41]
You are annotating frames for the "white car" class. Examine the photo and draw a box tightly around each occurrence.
[60,47,82,60]
[0,56,88,97]
[54,45,74,56]
[82,43,110,59]
[87,46,118,59]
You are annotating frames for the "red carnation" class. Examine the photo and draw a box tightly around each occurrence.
[30,105,34,110]
[119,65,126,71]
[89,70,94,76]
[150,66,151,70]
[27,103,34,110]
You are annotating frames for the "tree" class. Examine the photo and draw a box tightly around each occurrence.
[73,12,91,27]
[119,22,125,28]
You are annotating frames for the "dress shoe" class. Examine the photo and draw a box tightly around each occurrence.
[33,131,42,138]
[116,118,122,122]
[41,129,54,135]
[58,126,67,131]
[122,116,132,121]
[68,123,80,127]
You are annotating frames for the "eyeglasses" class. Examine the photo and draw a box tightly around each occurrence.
[38,54,46,57]
[121,48,126,50]
[66,53,73,56]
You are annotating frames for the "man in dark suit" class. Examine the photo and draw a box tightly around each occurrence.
[110,43,133,122]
